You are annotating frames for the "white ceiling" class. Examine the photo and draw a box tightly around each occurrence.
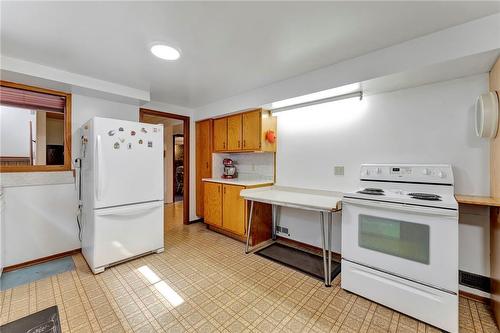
[1,2,499,108]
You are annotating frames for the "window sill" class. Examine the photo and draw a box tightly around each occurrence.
[0,171,74,188]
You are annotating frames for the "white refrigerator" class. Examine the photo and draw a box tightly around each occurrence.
[79,117,164,274]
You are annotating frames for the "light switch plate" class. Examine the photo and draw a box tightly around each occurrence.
[334,166,344,176]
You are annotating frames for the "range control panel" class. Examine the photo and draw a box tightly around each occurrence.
[360,164,454,184]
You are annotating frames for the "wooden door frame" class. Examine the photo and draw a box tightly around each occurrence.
[139,108,190,225]
[172,134,184,203]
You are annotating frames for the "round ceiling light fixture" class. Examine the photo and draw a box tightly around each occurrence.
[150,43,181,61]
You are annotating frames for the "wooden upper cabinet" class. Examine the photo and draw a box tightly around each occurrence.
[213,118,227,151]
[196,120,212,217]
[211,109,276,153]
[242,110,261,151]
[204,182,222,227]
[222,184,246,236]
[227,114,242,151]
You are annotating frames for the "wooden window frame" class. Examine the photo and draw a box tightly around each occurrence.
[0,80,72,173]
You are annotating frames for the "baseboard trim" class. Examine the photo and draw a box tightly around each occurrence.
[3,248,81,273]
[189,218,204,224]
[459,290,491,304]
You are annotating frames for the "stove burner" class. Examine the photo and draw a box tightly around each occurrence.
[357,188,385,195]
[408,192,442,201]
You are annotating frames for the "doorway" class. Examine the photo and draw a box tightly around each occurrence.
[139,108,190,225]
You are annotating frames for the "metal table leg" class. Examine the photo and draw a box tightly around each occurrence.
[271,204,277,240]
[245,200,255,254]
[320,211,329,287]
[327,211,333,286]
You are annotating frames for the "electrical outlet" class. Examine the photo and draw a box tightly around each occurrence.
[334,166,344,176]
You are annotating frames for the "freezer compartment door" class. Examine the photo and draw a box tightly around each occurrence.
[342,260,458,333]
[93,117,164,208]
[92,201,164,270]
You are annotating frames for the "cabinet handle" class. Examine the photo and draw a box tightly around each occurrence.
[224,187,226,194]
[218,186,220,193]
[238,140,240,148]
[243,140,246,147]
[206,162,209,168]
[223,142,226,149]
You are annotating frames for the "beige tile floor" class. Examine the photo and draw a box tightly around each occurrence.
[0,201,498,333]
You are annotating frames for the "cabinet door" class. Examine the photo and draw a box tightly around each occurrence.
[222,184,246,236]
[204,182,222,227]
[196,120,212,217]
[213,118,227,151]
[242,110,261,150]
[227,114,242,151]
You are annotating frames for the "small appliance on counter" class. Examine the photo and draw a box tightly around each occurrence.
[222,158,238,179]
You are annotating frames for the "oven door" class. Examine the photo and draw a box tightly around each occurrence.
[341,197,458,293]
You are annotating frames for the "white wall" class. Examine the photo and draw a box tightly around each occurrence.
[274,74,491,283]
[71,94,139,162]
[3,184,78,266]
[0,106,35,157]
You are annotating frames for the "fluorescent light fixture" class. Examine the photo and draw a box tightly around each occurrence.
[150,44,181,61]
[271,83,362,114]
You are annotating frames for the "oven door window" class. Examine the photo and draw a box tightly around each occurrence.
[358,214,430,264]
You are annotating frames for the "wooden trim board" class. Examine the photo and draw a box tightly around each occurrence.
[0,81,72,173]
[3,248,81,273]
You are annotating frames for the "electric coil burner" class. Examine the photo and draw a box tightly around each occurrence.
[357,188,385,195]
[408,192,442,201]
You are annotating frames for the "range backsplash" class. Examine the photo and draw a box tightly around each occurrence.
[212,152,274,181]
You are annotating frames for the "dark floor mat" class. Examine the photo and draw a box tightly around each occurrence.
[0,306,61,333]
[255,242,341,282]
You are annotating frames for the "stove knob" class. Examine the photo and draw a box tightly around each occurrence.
[362,169,370,176]
[422,168,431,175]
[376,167,382,174]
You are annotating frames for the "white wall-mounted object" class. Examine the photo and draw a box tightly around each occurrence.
[475,91,499,138]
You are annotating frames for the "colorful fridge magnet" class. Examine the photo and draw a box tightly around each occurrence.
[153,127,158,133]
[118,127,124,131]
[114,142,120,149]
[119,138,125,143]
[148,141,153,147]
[141,127,147,133]
[108,130,115,136]
[128,143,132,149]
[131,130,136,136]
[138,139,143,144]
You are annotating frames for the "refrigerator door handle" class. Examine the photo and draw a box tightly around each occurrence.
[95,201,163,217]
[96,134,103,201]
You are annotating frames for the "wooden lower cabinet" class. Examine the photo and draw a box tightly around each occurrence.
[203,181,271,245]
[222,184,246,235]
[203,182,222,227]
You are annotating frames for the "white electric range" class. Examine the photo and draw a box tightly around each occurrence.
[341,164,458,333]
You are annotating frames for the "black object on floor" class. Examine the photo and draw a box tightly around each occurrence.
[0,306,61,333]
[255,242,341,282]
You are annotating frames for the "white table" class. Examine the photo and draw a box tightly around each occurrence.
[240,186,343,286]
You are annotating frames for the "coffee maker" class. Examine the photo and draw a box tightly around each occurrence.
[222,158,237,179]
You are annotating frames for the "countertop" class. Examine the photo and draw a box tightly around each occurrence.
[202,178,274,187]
[240,185,343,212]
[455,194,500,207]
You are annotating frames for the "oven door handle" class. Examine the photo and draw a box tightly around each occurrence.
[342,197,458,217]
